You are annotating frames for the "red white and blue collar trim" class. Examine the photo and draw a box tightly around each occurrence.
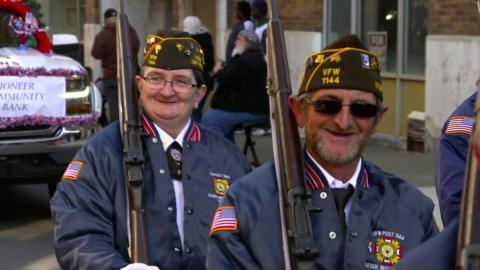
[303,149,370,190]
[141,114,202,143]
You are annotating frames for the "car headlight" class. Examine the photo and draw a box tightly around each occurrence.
[65,74,93,115]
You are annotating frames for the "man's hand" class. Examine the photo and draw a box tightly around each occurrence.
[120,263,160,270]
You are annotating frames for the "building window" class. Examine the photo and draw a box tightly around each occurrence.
[404,0,427,75]
[48,0,85,40]
[361,0,398,73]
[325,0,351,43]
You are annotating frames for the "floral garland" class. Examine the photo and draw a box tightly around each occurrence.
[0,66,86,76]
[0,113,100,129]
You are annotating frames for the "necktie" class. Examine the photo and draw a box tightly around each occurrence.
[331,185,354,234]
[166,142,183,180]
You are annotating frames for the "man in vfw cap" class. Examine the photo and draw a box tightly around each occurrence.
[51,30,251,270]
[206,34,438,269]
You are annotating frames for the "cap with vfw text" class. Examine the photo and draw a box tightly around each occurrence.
[298,34,383,100]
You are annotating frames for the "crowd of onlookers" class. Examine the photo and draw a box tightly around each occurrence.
[92,0,271,143]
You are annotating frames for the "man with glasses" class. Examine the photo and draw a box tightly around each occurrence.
[206,35,438,269]
[51,30,252,270]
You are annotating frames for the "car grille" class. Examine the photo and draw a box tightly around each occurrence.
[0,125,61,140]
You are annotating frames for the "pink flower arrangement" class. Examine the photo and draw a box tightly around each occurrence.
[0,66,85,76]
[0,113,100,129]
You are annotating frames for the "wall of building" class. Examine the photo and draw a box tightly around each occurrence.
[284,30,322,93]
[377,78,396,135]
[223,0,322,91]
[226,0,322,31]
[425,35,480,151]
[428,0,480,35]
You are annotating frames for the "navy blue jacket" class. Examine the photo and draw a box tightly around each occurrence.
[395,218,458,270]
[435,92,476,226]
[51,116,252,270]
[208,154,438,270]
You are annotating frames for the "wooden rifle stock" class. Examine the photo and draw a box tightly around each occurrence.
[266,1,318,269]
[116,0,149,263]
[456,90,480,269]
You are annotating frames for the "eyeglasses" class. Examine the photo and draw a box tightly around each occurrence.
[142,75,197,92]
[306,99,379,118]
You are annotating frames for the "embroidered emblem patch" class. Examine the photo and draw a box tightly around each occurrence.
[445,116,473,135]
[329,54,341,63]
[209,206,238,235]
[62,160,83,181]
[176,43,183,52]
[368,230,405,267]
[361,53,371,68]
[170,148,182,162]
[374,237,402,266]
[213,177,230,196]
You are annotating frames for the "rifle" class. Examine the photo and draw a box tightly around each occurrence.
[265,0,318,269]
[116,0,149,263]
[456,89,480,269]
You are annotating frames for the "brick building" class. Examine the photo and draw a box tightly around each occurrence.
[32,0,479,149]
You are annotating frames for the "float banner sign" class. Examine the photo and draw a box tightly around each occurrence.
[0,76,65,117]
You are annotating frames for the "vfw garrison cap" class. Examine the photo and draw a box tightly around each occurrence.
[298,34,383,100]
[143,30,204,72]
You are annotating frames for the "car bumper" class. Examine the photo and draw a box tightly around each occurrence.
[0,127,88,184]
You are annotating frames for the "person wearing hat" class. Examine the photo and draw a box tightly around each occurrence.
[202,29,269,142]
[51,30,252,270]
[206,34,438,269]
[91,8,140,125]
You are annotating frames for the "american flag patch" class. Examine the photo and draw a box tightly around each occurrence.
[209,206,238,235]
[62,161,84,181]
[445,116,474,135]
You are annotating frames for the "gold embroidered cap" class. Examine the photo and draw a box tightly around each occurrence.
[143,30,204,71]
[298,35,383,100]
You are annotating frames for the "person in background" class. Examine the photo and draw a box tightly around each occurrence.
[225,0,255,62]
[91,8,140,124]
[206,34,438,269]
[182,16,215,122]
[251,0,268,57]
[396,2,480,269]
[52,30,251,270]
[435,78,480,226]
[201,29,269,142]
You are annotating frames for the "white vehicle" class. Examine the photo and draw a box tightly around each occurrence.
[0,4,101,195]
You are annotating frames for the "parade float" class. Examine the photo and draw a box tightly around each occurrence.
[0,0,102,195]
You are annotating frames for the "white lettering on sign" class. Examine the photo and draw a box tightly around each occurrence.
[0,76,66,117]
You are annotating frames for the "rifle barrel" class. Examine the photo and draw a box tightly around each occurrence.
[116,0,149,264]
[266,0,318,269]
